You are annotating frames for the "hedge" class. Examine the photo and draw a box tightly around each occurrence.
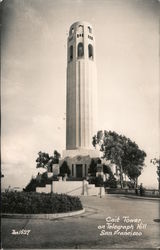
[1,191,83,214]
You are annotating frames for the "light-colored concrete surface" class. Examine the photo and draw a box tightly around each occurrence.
[1,195,160,249]
[36,181,105,196]
[36,184,51,193]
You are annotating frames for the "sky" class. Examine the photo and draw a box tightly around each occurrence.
[1,0,159,190]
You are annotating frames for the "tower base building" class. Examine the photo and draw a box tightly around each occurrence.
[62,148,100,179]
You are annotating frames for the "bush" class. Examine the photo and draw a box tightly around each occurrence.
[23,178,38,192]
[59,161,71,177]
[88,158,101,176]
[89,176,104,187]
[1,191,83,214]
[24,173,59,192]
[104,175,117,188]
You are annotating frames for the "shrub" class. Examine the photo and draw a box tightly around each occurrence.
[1,191,83,214]
[90,176,104,187]
[88,158,101,176]
[24,173,59,192]
[23,178,37,192]
[59,161,71,177]
[104,175,117,188]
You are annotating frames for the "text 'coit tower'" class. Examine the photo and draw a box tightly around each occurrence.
[66,21,97,151]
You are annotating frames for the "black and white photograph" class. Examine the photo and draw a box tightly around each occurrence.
[1,0,160,249]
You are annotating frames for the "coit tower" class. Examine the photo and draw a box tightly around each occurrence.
[66,21,98,153]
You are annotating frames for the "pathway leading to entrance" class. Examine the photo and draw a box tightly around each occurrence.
[1,195,160,249]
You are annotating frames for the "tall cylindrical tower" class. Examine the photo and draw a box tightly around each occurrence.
[66,21,97,150]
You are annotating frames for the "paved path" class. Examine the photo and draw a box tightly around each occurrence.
[1,195,160,249]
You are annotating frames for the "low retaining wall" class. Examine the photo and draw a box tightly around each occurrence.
[2,208,85,219]
[53,181,83,195]
[36,184,51,193]
[53,181,105,196]
[106,188,160,197]
[143,189,160,197]
[106,188,135,194]
[36,181,105,196]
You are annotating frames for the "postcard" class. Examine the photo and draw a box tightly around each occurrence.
[1,0,160,249]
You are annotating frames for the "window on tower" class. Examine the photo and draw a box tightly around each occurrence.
[88,44,93,59]
[78,42,84,58]
[69,45,73,61]
[78,25,83,33]
[88,26,92,33]
[69,27,74,36]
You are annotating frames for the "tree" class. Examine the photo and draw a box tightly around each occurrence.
[60,161,71,177]
[105,175,117,188]
[103,164,117,188]
[53,150,61,164]
[94,175,104,187]
[36,150,61,171]
[92,130,146,188]
[151,158,160,190]
[103,164,112,175]
[88,158,101,176]
[23,177,37,192]
[122,139,146,187]
[36,151,50,170]
[93,131,125,188]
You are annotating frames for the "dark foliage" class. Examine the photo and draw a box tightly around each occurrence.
[104,175,117,188]
[23,178,38,192]
[103,164,112,174]
[151,158,160,190]
[24,173,59,192]
[91,176,104,187]
[60,161,71,177]
[102,164,117,188]
[2,192,83,214]
[92,130,146,186]
[36,150,61,170]
[88,158,101,176]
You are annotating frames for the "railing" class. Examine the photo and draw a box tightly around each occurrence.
[143,189,159,197]
[66,177,84,181]
[65,185,83,195]
[105,188,160,197]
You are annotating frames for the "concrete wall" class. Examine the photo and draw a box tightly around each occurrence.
[53,181,105,196]
[106,188,160,197]
[53,181,83,195]
[143,189,160,197]
[36,181,105,197]
[36,184,51,193]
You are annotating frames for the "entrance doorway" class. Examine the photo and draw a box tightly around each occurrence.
[76,164,83,178]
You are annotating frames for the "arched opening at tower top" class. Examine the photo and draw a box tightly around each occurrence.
[78,42,84,57]
[88,44,93,59]
[88,26,92,33]
[69,45,73,61]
